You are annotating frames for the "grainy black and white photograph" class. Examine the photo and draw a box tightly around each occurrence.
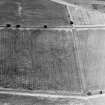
[0,0,105,105]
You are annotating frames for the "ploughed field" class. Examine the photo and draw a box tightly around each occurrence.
[0,29,81,92]
[0,93,89,105]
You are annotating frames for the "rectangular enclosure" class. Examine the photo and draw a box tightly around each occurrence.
[0,29,81,93]
[75,28,105,91]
